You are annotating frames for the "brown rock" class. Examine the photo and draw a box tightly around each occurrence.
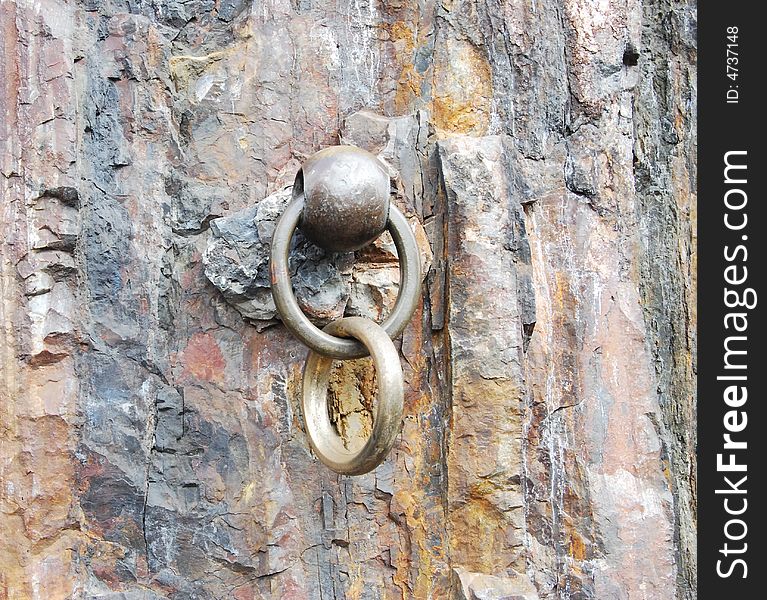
[1,1,695,598]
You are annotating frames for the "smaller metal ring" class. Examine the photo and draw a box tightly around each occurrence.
[270,198,421,360]
[302,317,403,475]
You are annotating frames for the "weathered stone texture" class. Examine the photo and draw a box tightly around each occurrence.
[439,136,530,582]
[1,1,695,599]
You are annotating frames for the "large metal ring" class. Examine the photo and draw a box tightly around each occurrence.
[270,198,421,360]
[302,317,403,475]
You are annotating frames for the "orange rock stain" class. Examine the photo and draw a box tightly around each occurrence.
[181,332,227,384]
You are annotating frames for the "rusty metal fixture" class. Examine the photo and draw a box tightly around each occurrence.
[301,317,404,475]
[294,145,391,252]
[269,197,421,360]
[270,145,422,475]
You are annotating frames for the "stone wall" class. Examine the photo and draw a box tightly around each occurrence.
[1,1,696,598]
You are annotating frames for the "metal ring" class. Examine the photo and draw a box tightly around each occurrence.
[270,198,421,360]
[302,317,403,475]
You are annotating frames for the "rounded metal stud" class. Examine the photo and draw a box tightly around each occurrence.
[302,317,403,475]
[294,145,391,252]
[269,198,421,360]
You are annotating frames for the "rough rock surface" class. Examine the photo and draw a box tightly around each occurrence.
[202,187,355,326]
[1,1,695,599]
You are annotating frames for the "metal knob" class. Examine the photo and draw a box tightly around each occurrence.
[295,145,391,252]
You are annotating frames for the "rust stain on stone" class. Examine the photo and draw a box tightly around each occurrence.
[392,486,445,598]
[180,332,227,384]
[327,358,376,450]
[449,497,521,573]
[568,529,588,562]
[388,21,423,113]
[432,39,492,135]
